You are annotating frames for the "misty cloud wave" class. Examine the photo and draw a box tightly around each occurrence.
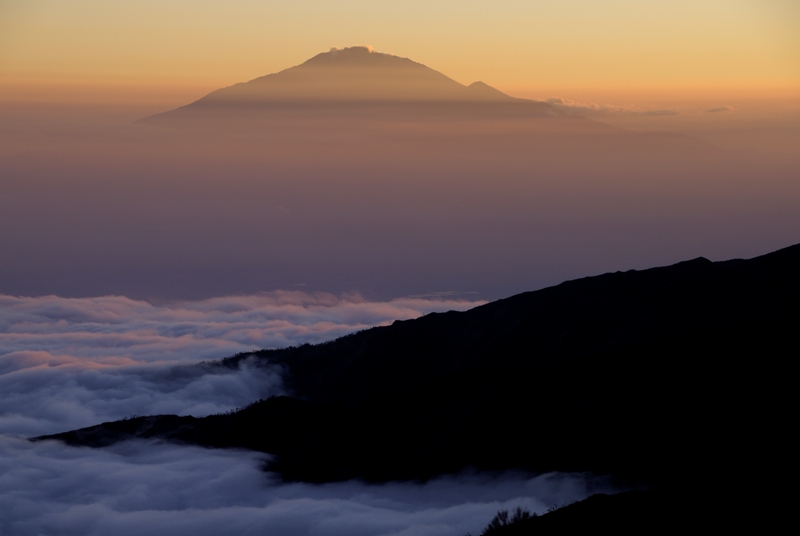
[0,356,286,437]
[0,292,484,436]
[0,437,611,536]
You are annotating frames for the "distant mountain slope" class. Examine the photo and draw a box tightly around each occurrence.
[140,46,555,125]
[39,243,798,505]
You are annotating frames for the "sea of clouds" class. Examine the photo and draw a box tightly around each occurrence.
[0,292,613,535]
[0,292,485,437]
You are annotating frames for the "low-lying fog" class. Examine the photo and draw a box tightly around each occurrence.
[0,294,612,535]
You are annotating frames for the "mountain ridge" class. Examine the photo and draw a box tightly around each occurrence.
[36,243,798,495]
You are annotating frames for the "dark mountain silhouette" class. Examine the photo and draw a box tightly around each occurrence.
[141,46,558,126]
[37,243,799,528]
[474,491,677,535]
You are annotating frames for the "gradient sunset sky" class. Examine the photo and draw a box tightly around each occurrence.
[2,0,798,105]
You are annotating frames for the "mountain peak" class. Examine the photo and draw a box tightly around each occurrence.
[466,81,518,101]
[181,47,526,106]
[140,47,556,124]
[298,46,424,72]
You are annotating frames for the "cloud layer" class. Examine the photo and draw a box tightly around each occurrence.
[0,291,614,535]
[0,292,484,437]
[0,437,612,536]
[0,292,484,367]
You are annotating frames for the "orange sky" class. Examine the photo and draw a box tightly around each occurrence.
[1,0,798,107]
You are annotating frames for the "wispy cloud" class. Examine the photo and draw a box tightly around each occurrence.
[546,98,739,117]
[545,98,680,117]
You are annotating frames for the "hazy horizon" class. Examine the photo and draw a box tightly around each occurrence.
[2,45,798,303]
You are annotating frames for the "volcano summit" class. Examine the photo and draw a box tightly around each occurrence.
[141,46,557,126]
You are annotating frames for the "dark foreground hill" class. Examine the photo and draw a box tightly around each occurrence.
[475,490,678,535]
[37,243,799,527]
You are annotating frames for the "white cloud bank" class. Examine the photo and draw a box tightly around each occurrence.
[0,292,615,535]
[0,292,484,367]
[0,292,484,437]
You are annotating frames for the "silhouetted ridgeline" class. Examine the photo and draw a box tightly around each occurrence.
[471,490,674,535]
[37,243,799,528]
